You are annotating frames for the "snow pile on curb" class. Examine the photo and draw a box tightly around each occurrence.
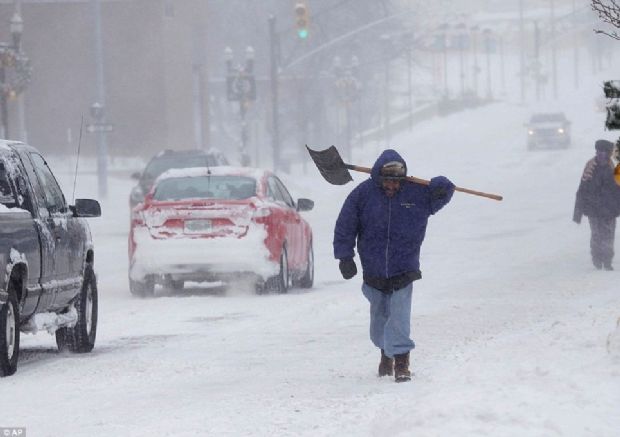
[607,317,620,361]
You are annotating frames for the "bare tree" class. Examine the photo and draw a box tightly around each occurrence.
[592,0,620,40]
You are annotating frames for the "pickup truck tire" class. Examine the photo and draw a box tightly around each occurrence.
[129,276,155,297]
[0,288,19,376]
[56,265,98,353]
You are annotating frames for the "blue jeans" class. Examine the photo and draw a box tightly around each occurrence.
[361,282,415,358]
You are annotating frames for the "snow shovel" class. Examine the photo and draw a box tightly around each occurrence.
[306,145,503,201]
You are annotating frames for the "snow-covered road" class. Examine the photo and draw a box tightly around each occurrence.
[2,77,620,437]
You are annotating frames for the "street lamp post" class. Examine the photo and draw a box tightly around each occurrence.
[436,23,450,98]
[471,25,480,98]
[225,46,256,166]
[483,28,493,100]
[455,22,467,99]
[380,34,392,145]
[268,15,281,171]
[0,10,30,139]
[534,21,543,101]
[0,46,9,139]
[92,0,109,198]
[403,31,414,130]
[332,55,361,162]
[499,34,506,95]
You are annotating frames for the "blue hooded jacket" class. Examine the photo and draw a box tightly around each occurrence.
[333,149,454,284]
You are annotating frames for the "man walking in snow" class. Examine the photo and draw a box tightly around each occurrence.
[573,139,620,270]
[333,149,455,382]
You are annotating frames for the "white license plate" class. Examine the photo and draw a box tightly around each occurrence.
[184,219,212,233]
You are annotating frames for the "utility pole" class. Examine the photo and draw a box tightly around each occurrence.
[333,55,360,162]
[404,32,413,130]
[380,34,391,145]
[550,0,558,99]
[519,0,525,103]
[92,0,108,198]
[534,21,542,101]
[436,23,449,97]
[224,46,255,166]
[572,0,579,89]
[483,29,493,99]
[268,15,281,171]
[499,35,506,95]
[457,23,466,99]
[443,31,449,96]
[471,26,479,98]
[0,4,28,140]
[14,0,25,141]
[191,24,208,150]
[0,65,7,139]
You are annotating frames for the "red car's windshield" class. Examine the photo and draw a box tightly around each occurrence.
[153,175,256,201]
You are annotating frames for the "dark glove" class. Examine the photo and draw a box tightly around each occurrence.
[339,258,357,280]
[429,176,455,201]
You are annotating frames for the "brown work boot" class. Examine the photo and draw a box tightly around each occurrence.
[378,349,394,377]
[394,352,411,382]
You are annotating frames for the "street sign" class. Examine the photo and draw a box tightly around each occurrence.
[86,123,114,133]
[226,74,256,101]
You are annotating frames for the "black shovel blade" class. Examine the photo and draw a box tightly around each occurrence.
[306,145,353,185]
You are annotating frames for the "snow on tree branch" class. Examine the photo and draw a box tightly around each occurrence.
[592,0,620,39]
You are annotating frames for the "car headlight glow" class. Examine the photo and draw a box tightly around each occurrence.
[557,128,564,134]
[528,130,534,135]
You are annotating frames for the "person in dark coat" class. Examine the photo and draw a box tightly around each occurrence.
[573,139,620,270]
[333,149,455,382]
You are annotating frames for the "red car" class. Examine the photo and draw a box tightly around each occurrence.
[128,166,314,296]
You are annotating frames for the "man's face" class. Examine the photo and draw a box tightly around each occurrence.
[382,179,401,197]
[596,150,612,163]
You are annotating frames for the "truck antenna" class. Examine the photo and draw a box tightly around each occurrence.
[72,114,84,204]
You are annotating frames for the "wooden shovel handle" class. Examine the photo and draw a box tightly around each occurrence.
[346,165,503,201]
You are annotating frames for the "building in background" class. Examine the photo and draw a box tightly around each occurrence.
[0,0,210,158]
[0,0,612,169]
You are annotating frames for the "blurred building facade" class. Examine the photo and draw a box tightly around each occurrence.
[0,0,209,158]
[0,0,614,168]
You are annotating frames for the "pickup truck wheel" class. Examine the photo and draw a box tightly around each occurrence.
[56,266,98,353]
[129,276,155,298]
[0,288,19,376]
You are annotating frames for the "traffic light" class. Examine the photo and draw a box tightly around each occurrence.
[295,2,309,39]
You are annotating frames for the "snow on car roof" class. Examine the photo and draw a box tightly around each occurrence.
[0,140,22,151]
[529,112,567,122]
[156,166,267,183]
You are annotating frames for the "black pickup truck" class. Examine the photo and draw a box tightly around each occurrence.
[0,141,101,377]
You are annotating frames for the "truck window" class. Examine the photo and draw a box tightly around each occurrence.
[18,151,46,214]
[0,162,16,207]
[29,153,67,213]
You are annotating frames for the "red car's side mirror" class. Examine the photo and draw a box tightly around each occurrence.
[297,198,314,212]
